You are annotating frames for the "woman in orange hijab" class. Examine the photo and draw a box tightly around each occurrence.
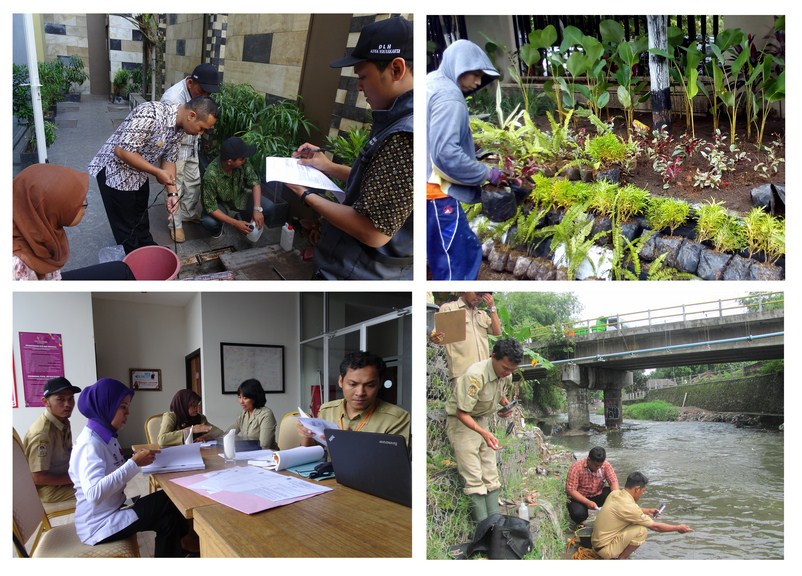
[13,164,133,280]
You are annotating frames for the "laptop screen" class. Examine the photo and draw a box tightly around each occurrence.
[324,429,411,507]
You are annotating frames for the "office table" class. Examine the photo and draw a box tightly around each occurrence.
[153,447,412,557]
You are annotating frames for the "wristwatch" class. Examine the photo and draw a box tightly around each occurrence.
[167,192,179,198]
[301,189,317,206]
[489,306,498,313]
[253,205,264,213]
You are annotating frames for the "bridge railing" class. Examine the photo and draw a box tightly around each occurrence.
[530,292,783,340]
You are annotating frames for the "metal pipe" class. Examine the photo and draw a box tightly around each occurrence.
[547,331,784,365]
[24,14,47,164]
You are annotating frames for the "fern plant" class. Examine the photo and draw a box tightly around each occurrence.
[531,203,607,279]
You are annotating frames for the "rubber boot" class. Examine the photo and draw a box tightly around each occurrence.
[469,493,488,523]
[485,489,500,518]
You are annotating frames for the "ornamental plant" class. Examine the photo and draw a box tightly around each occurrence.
[645,197,690,235]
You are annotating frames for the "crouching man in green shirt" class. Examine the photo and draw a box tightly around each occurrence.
[200,136,274,238]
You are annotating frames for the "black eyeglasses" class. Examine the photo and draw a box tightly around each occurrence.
[82,201,89,209]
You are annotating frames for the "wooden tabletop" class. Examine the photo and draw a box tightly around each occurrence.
[154,446,412,557]
[193,482,411,557]
[152,446,229,519]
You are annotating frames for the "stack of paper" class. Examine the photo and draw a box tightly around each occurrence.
[140,443,205,474]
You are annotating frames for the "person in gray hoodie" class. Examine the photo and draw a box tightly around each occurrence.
[426,40,500,280]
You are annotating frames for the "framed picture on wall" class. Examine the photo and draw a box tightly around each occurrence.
[221,342,284,394]
[130,369,162,391]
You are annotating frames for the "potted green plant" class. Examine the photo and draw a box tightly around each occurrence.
[112,69,130,103]
[64,56,88,102]
[19,120,58,167]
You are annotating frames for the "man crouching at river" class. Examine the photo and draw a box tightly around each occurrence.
[592,472,692,559]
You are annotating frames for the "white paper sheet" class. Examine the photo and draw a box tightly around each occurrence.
[297,416,339,446]
[140,443,205,474]
[265,157,345,202]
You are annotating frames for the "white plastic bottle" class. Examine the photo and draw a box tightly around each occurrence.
[518,501,529,520]
[280,223,295,251]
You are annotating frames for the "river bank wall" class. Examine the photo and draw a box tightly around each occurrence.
[641,373,783,415]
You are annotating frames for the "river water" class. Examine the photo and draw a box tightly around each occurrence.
[550,415,784,559]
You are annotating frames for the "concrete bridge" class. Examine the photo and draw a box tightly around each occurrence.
[521,302,783,430]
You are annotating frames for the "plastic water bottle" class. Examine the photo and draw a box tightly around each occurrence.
[280,223,295,251]
[518,501,529,520]
[223,430,236,462]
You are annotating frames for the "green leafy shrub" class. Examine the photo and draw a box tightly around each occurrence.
[623,400,680,421]
[695,199,729,244]
[742,208,785,263]
[646,197,690,235]
[325,126,370,166]
[585,132,628,168]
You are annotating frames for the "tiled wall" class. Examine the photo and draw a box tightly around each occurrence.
[42,14,90,94]
[107,15,144,77]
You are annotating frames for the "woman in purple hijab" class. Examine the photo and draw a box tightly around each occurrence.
[68,377,191,557]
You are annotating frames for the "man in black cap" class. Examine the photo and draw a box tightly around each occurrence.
[23,376,82,503]
[200,136,274,238]
[289,15,414,280]
[161,63,221,242]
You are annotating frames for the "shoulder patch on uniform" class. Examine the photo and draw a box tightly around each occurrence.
[467,377,483,398]
[37,444,49,458]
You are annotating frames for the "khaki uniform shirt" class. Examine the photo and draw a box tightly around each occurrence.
[234,406,278,450]
[440,298,493,380]
[591,489,655,549]
[158,412,224,447]
[445,358,509,419]
[318,398,411,446]
[24,411,74,502]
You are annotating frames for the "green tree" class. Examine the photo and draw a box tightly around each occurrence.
[737,292,784,313]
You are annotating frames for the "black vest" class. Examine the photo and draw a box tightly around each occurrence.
[314,90,413,280]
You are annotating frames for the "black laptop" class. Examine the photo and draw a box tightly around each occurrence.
[324,429,411,507]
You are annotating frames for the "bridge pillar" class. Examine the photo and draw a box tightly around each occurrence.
[561,364,590,430]
[565,383,590,430]
[603,387,623,429]
[561,364,632,430]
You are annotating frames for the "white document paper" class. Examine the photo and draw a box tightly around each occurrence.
[297,416,339,446]
[192,466,331,502]
[248,445,325,471]
[265,157,345,202]
[219,448,275,462]
[140,443,205,474]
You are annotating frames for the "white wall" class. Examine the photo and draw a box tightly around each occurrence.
[199,293,301,433]
[12,293,97,438]
[91,297,190,448]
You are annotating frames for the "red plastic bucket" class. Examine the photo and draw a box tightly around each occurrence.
[123,246,181,280]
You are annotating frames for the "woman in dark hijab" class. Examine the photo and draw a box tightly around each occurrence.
[159,389,223,446]
[68,378,190,557]
[13,164,134,280]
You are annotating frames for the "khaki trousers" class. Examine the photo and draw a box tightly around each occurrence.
[171,155,202,228]
[446,415,500,495]
[595,525,648,559]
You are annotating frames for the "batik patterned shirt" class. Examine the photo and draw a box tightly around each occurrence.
[88,101,182,191]
[351,132,413,237]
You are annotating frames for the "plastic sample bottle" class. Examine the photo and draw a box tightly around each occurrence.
[281,223,295,251]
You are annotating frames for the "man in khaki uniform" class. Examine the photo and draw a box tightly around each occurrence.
[431,292,501,385]
[298,351,410,446]
[23,376,81,502]
[446,338,522,522]
[592,472,692,559]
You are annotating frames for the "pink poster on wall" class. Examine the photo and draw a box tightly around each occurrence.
[19,332,65,407]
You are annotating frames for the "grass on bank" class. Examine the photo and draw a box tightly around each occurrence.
[597,400,680,421]
[427,418,572,559]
